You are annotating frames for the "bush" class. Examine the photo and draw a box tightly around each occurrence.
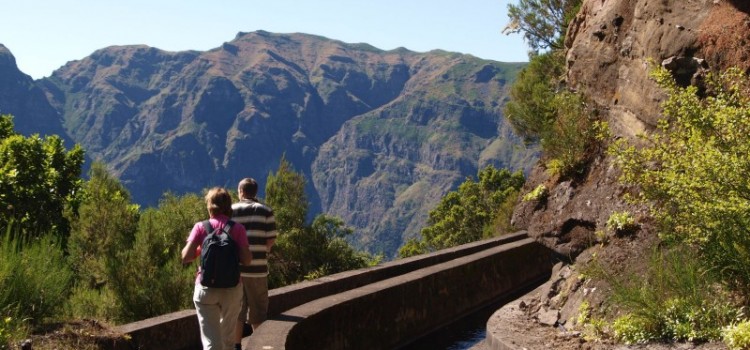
[504,53,599,177]
[610,66,750,298]
[606,211,638,234]
[0,225,73,344]
[402,166,525,256]
[0,114,84,242]
[271,215,377,288]
[523,184,548,202]
[593,245,741,344]
[724,321,750,350]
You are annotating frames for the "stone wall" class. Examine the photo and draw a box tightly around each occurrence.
[247,237,554,350]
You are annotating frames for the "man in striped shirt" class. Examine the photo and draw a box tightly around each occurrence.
[232,178,278,350]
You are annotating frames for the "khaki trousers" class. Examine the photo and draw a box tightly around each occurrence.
[193,283,243,350]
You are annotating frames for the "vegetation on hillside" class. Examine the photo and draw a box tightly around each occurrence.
[266,157,379,288]
[597,66,750,346]
[503,0,597,178]
[0,114,84,242]
[398,166,524,258]
[0,116,375,347]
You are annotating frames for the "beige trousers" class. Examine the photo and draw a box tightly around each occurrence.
[193,283,243,350]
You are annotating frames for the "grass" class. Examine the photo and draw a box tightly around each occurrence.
[0,225,74,348]
[586,244,743,344]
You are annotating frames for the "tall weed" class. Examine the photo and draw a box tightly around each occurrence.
[590,245,741,344]
[0,223,72,344]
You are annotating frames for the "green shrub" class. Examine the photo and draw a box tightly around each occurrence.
[484,188,521,237]
[0,225,72,344]
[397,238,428,258]
[504,53,599,177]
[543,90,598,176]
[0,114,84,242]
[67,189,204,323]
[595,245,741,344]
[523,184,548,202]
[610,66,750,297]
[613,314,658,345]
[407,166,525,254]
[606,211,638,234]
[0,315,27,350]
[504,51,564,142]
[724,320,750,350]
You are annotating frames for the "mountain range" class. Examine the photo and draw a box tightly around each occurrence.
[0,31,535,257]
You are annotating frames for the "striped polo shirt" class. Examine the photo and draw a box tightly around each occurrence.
[231,199,278,277]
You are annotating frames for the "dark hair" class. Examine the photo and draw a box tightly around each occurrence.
[238,178,258,199]
[205,187,233,217]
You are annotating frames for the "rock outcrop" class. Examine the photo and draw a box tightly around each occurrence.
[0,44,71,144]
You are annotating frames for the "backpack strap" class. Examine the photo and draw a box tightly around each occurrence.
[202,220,213,235]
[223,220,234,234]
[203,220,234,235]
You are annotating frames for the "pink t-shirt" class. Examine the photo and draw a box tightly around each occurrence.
[187,214,249,285]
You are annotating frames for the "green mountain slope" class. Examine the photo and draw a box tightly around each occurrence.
[6,31,535,256]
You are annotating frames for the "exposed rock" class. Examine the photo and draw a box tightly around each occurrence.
[0,44,71,144]
[538,307,560,326]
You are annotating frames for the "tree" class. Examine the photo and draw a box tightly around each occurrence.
[271,215,373,286]
[0,114,84,241]
[105,192,205,322]
[68,189,206,323]
[504,0,582,53]
[265,155,307,234]
[503,48,597,176]
[264,158,376,288]
[399,166,524,258]
[68,162,140,289]
[503,51,565,143]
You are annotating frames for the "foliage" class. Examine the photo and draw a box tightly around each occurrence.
[0,316,13,349]
[606,211,638,234]
[543,90,598,176]
[68,162,140,290]
[523,184,548,202]
[271,215,376,287]
[485,188,521,238]
[265,155,307,234]
[504,0,582,53]
[0,114,84,242]
[610,67,750,297]
[0,225,73,343]
[503,53,597,177]
[724,320,750,350]
[68,166,202,323]
[503,51,565,142]
[265,159,377,288]
[398,166,524,258]
[591,245,741,344]
[576,301,607,341]
[102,192,204,322]
[397,238,429,259]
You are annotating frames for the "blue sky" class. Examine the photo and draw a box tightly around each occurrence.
[2,0,529,80]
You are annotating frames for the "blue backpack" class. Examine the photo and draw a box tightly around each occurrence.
[200,220,240,288]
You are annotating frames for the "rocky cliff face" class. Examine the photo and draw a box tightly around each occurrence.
[506,0,750,345]
[2,31,536,257]
[0,44,70,144]
[512,0,750,261]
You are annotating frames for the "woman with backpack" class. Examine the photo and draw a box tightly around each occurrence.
[181,187,253,350]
